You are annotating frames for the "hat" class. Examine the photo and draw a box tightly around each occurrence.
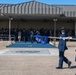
[61,27,66,33]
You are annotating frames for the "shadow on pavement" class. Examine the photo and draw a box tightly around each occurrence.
[58,66,76,69]
[71,66,76,69]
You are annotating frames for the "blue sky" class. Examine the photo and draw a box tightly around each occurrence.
[0,0,76,5]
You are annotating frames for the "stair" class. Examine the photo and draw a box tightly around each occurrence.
[6,42,56,48]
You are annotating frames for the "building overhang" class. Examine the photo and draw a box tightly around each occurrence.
[0,13,76,22]
[0,13,60,20]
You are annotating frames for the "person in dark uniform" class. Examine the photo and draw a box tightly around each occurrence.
[56,29,72,69]
[22,29,27,42]
[14,29,18,41]
[30,31,34,43]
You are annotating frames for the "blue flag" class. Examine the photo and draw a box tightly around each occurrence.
[35,35,48,44]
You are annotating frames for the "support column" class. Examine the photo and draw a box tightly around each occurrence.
[53,19,57,45]
[9,17,12,41]
[75,21,76,36]
[9,18,11,41]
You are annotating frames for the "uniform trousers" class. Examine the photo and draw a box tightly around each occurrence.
[58,51,70,67]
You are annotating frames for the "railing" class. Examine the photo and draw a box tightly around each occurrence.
[0,35,14,41]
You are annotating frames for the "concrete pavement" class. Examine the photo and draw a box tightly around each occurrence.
[0,47,76,75]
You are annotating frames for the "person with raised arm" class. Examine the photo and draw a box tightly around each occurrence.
[56,29,72,69]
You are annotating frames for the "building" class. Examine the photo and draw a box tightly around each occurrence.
[0,1,76,41]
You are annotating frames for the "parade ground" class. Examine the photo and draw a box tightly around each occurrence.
[0,0,76,75]
[0,47,76,75]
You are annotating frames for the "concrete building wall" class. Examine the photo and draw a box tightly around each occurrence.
[56,21,75,30]
[0,20,75,30]
[0,21,8,28]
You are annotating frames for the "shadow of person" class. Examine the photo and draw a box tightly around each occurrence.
[70,66,76,69]
[60,66,76,69]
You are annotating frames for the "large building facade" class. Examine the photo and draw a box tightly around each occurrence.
[0,1,76,40]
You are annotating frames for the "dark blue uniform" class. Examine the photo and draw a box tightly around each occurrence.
[30,31,34,43]
[57,32,71,68]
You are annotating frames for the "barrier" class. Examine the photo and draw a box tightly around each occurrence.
[48,36,76,40]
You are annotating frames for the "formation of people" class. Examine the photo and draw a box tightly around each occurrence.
[0,27,75,69]
[0,28,75,42]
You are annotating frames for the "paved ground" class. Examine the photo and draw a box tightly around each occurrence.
[0,47,76,75]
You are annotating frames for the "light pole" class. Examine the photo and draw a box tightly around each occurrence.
[53,19,57,45]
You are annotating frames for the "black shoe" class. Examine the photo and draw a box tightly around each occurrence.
[56,67,63,69]
[68,62,72,68]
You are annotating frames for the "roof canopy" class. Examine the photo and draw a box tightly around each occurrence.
[0,1,76,18]
[0,1,62,15]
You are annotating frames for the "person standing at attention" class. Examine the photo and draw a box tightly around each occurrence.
[56,29,72,69]
[18,30,21,42]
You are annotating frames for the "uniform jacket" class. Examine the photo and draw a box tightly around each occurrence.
[58,33,68,51]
